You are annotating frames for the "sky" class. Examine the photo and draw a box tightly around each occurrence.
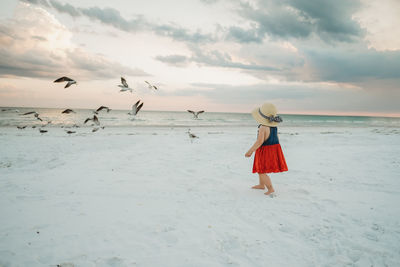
[0,0,399,116]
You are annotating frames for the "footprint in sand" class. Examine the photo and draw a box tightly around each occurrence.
[161,231,178,245]
[292,188,310,197]
[0,161,12,168]
[95,257,127,267]
[371,223,385,234]
[363,231,378,241]
[321,199,337,206]
[279,224,292,233]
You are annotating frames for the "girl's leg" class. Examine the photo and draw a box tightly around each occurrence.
[251,173,267,189]
[263,174,275,195]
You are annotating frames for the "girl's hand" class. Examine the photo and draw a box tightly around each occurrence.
[245,150,252,157]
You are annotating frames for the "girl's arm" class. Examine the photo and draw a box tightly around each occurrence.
[245,127,270,157]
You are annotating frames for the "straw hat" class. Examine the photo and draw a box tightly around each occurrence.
[251,103,282,127]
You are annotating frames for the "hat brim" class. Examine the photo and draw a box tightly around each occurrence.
[251,107,279,127]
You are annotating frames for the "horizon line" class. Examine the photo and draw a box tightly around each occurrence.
[1,105,400,119]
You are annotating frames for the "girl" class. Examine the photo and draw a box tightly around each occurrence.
[245,103,288,196]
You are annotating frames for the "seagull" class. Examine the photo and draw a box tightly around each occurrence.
[94,106,111,114]
[187,110,204,119]
[62,109,76,114]
[128,100,143,118]
[21,111,38,116]
[84,115,100,125]
[21,111,43,121]
[1,108,19,112]
[118,77,133,93]
[17,126,27,129]
[187,129,199,139]
[65,130,76,134]
[39,129,48,133]
[145,81,158,90]
[54,76,77,88]
[34,113,43,121]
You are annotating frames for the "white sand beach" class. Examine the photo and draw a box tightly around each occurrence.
[1,126,400,266]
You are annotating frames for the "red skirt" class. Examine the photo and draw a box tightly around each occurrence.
[253,144,288,173]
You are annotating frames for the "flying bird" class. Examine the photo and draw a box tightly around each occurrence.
[21,111,42,121]
[62,109,76,114]
[94,106,111,114]
[39,129,48,133]
[128,100,144,118]
[35,114,43,121]
[118,77,133,93]
[17,126,27,129]
[145,81,158,90]
[84,115,100,125]
[65,130,76,134]
[54,77,77,88]
[187,110,204,119]
[21,111,38,116]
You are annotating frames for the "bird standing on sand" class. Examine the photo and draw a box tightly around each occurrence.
[118,77,133,93]
[94,106,111,114]
[92,126,105,132]
[62,109,76,114]
[84,115,100,125]
[54,77,77,88]
[1,108,19,112]
[187,110,204,119]
[128,100,144,119]
[187,129,199,139]
[145,81,158,90]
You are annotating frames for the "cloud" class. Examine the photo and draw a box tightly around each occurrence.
[155,46,280,71]
[49,0,80,17]
[22,0,370,47]
[21,0,215,43]
[0,3,149,80]
[31,35,47,41]
[191,47,280,71]
[9,0,400,115]
[353,0,400,51]
[173,82,326,103]
[303,46,400,82]
[164,81,400,114]
[226,25,264,43]
[154,55,189,67]
[199,0,220,4]
[228,0,364,43]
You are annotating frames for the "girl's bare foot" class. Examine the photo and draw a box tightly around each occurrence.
[251,184,265,189]
[264,186,275,195]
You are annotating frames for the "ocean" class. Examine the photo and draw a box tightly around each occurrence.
[1,107,400,128]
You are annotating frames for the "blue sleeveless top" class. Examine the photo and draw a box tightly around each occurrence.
[258,125,279,146]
